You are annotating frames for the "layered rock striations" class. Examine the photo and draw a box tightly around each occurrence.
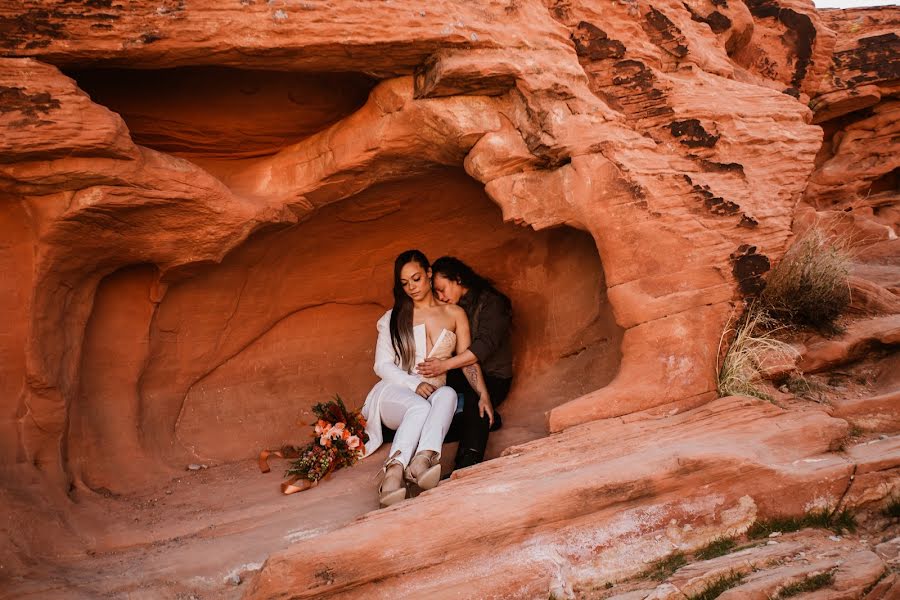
[0,0,897,598]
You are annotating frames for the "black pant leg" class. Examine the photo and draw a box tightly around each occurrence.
[445,369,476,445]
[457,374,512,462]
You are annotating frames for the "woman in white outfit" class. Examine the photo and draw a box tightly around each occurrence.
[362,249,492,507]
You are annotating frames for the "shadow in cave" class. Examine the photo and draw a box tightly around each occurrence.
[65,66,377,160]
[70,168,623,497]
[54,69,624,594]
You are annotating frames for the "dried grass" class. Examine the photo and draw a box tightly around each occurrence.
[759,226,851,333]
[717,307,798,401]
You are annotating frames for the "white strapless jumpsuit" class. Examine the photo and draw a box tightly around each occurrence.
[361,310,458,467]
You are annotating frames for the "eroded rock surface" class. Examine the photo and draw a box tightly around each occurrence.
[244,397,899,599]
[0,0,898,598]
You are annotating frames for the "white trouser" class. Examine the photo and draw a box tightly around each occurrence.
[379,384,457,467]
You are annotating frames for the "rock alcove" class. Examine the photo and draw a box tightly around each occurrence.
[64,153,623,494]
[2,2,898,598]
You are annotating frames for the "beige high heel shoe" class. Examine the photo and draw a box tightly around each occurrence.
[405,450,442,491]
[378,451,407,508]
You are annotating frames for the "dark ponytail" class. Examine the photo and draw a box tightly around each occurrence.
[389,249,431,372]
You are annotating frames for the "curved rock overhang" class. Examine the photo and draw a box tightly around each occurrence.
[1,0,830,495]
[65,165,624,492]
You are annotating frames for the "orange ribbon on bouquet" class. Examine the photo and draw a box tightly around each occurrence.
[258,446,333,495]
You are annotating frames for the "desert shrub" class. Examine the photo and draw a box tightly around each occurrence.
[884,496,900,519]
[717,307,798,400]
[781,372,826,400]
[759,227,851,333]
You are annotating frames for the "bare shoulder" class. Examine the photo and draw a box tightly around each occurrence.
[443,303,466,319]
[443,304,468,327]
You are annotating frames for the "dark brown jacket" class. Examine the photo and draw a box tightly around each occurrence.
[459,288,512,379]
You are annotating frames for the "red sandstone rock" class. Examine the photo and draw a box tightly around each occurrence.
[803,8,899,231]
[848,276,900,316]
[864,573,900,600]
[632,531,889,600]
[814,8,900,123]
[241,397,891,599]
[0,0,897,597]
[0,57,136,162]
[0,0,833,498]
[797,315,900,373]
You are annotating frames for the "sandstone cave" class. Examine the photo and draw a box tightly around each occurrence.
[65,165,623,494]
[2,2,899,599]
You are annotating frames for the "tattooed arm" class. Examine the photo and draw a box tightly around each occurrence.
[453,306,494,426]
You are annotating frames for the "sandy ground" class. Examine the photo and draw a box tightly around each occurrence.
[5,445,411,599]
[3,348,894,599]
[3,417,553,600]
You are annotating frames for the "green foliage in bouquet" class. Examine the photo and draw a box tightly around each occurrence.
[285,395,369,483]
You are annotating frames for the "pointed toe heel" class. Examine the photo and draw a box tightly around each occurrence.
[416,463,442,491]
[405,450,442,491]
[377,451,407,508]
[379,486,407,508]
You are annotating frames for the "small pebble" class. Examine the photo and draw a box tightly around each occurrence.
[201,464,209,469]
[227,574,242,586]
[830,535,842,542]
[165,490,172,495]
[187,464,202,471]
[769,531,782,538]
[767,540,779,546]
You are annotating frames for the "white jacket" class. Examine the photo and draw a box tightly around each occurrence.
[361,310,428,458]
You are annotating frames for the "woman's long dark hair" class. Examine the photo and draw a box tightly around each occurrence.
[432,256,511,316]
[389,249,431,373]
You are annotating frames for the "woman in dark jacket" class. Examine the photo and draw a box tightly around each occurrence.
[417,256,513,470]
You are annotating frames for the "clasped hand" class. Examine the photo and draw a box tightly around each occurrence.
[416,357,447,378]
[415,382,437,398]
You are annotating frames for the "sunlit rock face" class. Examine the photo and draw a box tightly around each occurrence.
[0,1,897,598]
[0,0,828,484]
[65,168,622,492]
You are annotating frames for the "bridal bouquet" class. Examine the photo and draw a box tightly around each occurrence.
[259,395,368,494]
